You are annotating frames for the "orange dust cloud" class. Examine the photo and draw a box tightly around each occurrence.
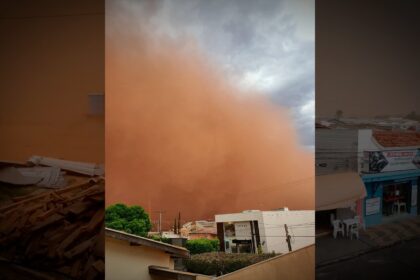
[106,11,314,229]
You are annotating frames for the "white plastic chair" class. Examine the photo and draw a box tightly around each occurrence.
[353,215,359,225]
[393,201,407,214]
[349,223,359,240]
[332,220,345,239]
[347,215,360,240]
[330,213,335,225]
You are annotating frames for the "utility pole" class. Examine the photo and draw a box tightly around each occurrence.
[178,212,181,235]
[284,224,292,252]
[154,211,165,236]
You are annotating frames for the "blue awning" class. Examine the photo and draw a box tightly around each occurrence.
[361,170,420,183]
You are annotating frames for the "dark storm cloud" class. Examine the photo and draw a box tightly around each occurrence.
[116,0,314,147]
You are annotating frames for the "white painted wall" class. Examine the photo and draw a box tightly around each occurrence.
[105,237,174,280]
[215,210,315,254]
[261,210,314,254]
[216,211,266,253]
[215,211,263,223]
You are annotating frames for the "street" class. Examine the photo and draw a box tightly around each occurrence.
[316,238,420,279]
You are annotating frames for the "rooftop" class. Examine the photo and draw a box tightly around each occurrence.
[373,131,420,148]
[105,228,190,258]
[316,117,420,131]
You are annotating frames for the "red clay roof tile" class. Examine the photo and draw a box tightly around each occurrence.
[373,131,420,147]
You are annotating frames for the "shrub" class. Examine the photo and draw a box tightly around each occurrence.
[149,235,171,244]
[186,238,219,255]
[185,252,276,276]
[105,203,152,237]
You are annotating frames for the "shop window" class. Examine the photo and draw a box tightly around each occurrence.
[383,182,410,216]
[224,223,235,237]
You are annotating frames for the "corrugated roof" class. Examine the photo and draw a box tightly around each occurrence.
[373,131,420,147]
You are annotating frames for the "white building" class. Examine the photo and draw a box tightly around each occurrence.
[215,209,314,254]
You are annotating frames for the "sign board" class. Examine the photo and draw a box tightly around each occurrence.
[412,185,418,207]
[363,149,420,173]
[365,197,381,215]
[234,222,251,239]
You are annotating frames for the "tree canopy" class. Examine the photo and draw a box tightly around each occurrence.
[105,203,152,237]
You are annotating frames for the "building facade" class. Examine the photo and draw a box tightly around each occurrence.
[215,209,314,254]
[315,128,366,233]
[105,228,189,280]
[358,129,420,227]
[315,123,420,231]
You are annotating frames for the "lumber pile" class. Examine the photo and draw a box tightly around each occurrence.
[28,156,105,177]
[0,179,105,279]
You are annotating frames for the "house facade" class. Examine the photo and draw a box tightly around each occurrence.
[105,228,189,280]
[315,120,420,230]
[215,209,314,254]
[315,128,366,232]
[358,129,420,227]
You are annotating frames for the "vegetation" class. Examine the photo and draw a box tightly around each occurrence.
[185,238,219,255]
[185,252,277,276]
[105,203,152,237]
[149,235,171,244]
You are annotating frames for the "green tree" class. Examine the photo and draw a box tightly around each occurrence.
[105,203,152,237]
[186,238,220,255]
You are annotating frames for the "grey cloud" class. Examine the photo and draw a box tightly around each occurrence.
[113,0,314,147]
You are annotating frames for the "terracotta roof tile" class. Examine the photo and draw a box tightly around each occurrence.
[373,131,420,147]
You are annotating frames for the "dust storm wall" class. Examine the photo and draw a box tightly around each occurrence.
[106,1,314,228]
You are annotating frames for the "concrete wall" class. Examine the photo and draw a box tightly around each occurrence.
[262,211,315,254]
[316,129,358,176]
[0,0,104,163]
[215,245,314,280]
[216,211,314,254]
[105,237,175,280]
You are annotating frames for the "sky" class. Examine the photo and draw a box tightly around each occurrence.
[106,0,315,224]
[115,0,315,149]
[316,0,420,118]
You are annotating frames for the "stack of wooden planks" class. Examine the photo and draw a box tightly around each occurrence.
[0,178,105,279]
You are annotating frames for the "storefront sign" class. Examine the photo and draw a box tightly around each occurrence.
[363,149,420,173]
[365,197,381,215]
[412,185,418,207]
[234,222,251,239]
